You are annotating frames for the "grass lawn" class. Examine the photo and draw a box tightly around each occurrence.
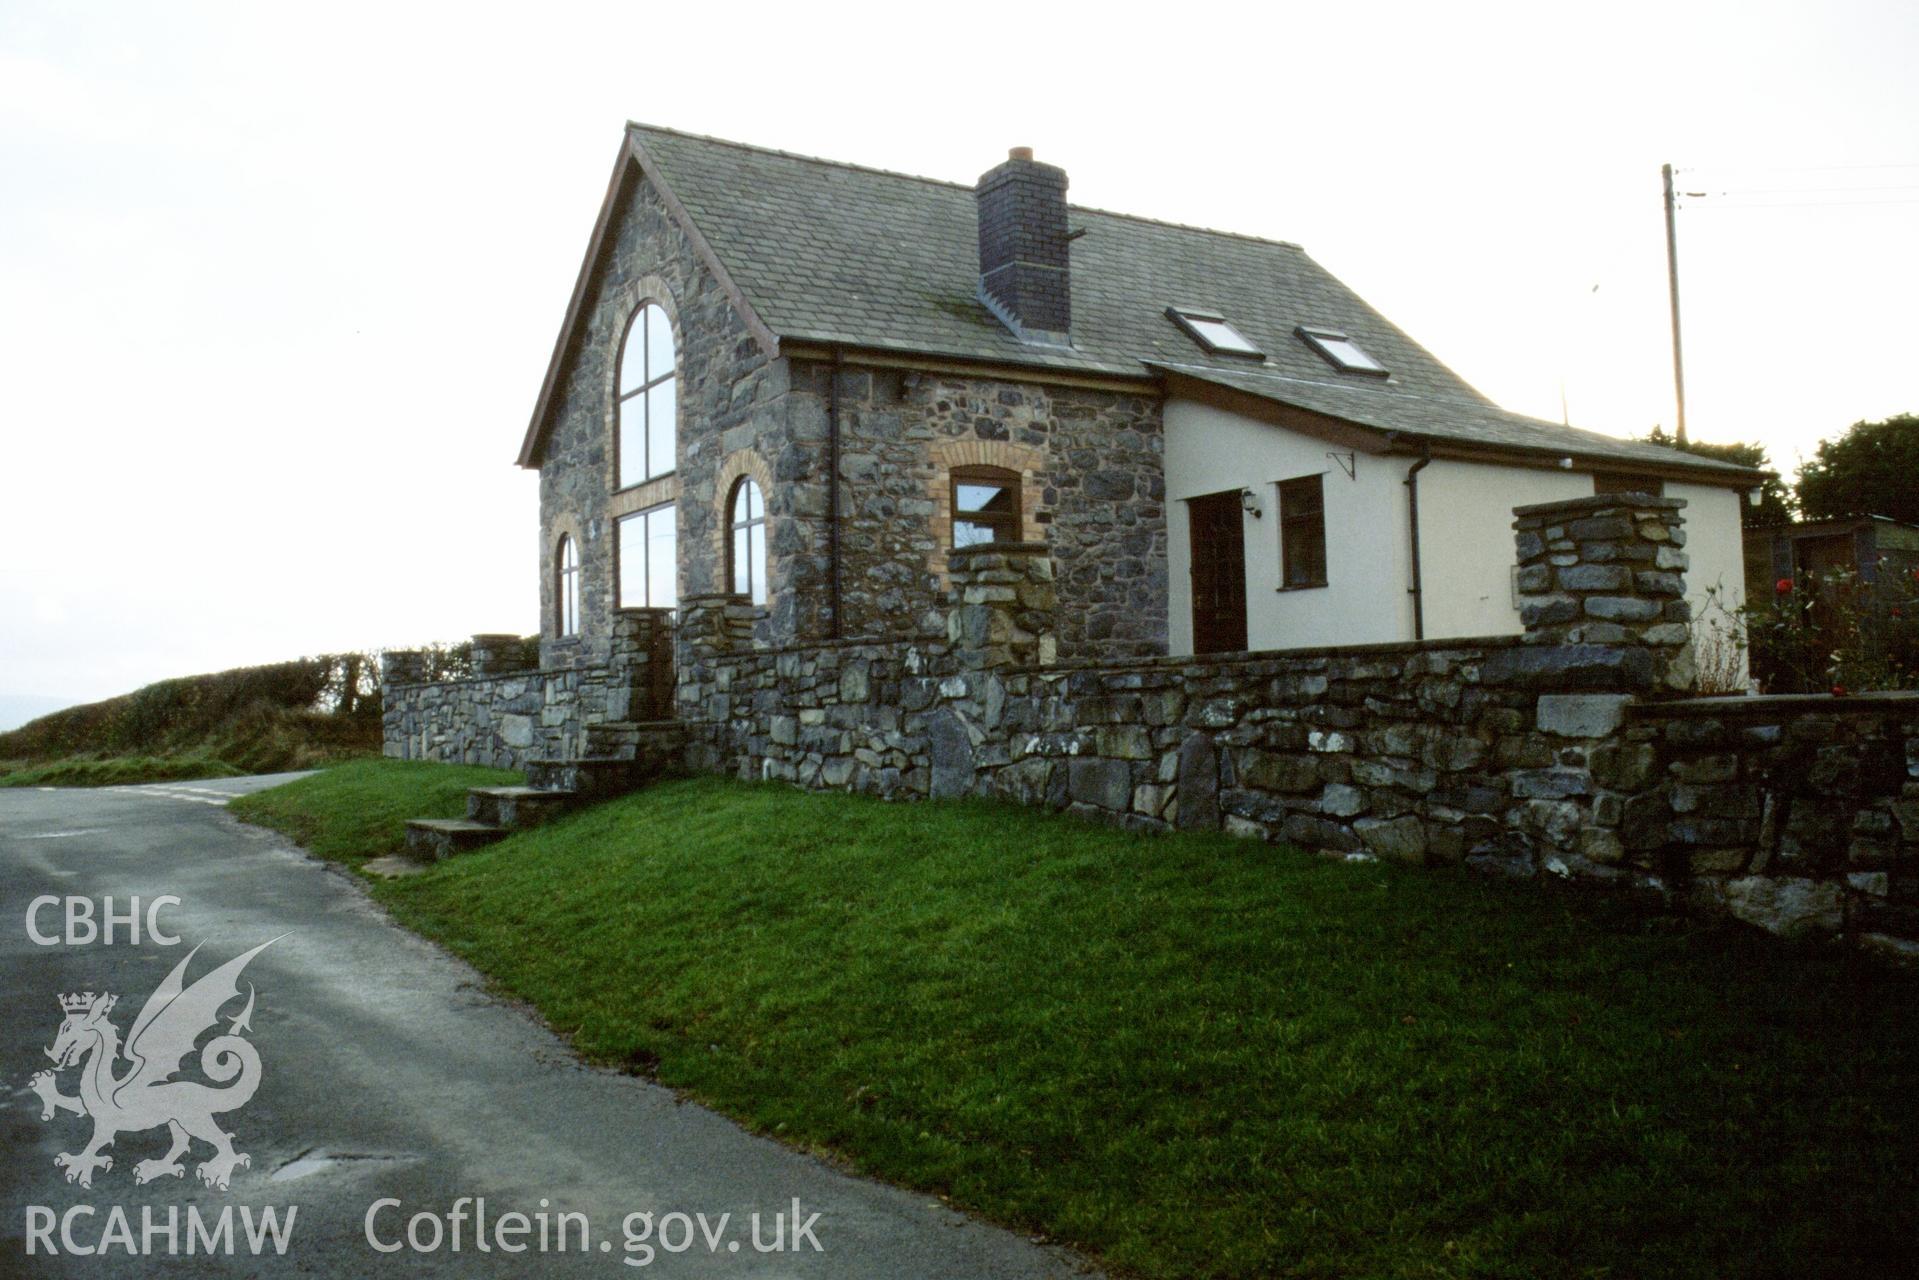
[0,753,250,788]
[235,760,1919,1279]
[227,758,517,863]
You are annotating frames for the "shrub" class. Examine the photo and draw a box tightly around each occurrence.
[1745,563,1919,693]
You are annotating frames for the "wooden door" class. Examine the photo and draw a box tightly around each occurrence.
[1189,490,1247,654]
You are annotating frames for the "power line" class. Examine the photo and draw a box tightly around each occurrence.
[1682,196,1919,210]
[1685,184,1919,196]
[1674,161,1919,175]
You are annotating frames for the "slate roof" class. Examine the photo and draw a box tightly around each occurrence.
[529,124,1760,482]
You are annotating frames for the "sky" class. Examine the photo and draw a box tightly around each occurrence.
[2,0,1915,712]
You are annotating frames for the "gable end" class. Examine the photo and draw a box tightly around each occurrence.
[516,133,781,469]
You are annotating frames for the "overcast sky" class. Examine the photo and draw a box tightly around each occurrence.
[2,0,1914,712]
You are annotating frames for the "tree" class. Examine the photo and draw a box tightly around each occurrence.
[1795,414,1919,525]
[1640,427,1793,528]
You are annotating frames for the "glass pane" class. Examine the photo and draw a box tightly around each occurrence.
[956,483,1011,515]
[733,527,750,596]
[643,303,674,384]
[1318,335,1384,371]
[618,400,643,489]
[646,379,676,478]
[1187,317,1260,354]
[617,514,644,606]
[746,479,763,521]
[646,506,677,610]
[749,525,767,607]
[954,519,997,548]
[619,313,645,394]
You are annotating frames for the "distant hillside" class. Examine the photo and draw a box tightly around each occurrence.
[0,655,383,786]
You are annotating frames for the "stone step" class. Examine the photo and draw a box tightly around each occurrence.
[466,785,580,830]
[404,818,506,861]
[523,756,660,798]
[583,718,687,762]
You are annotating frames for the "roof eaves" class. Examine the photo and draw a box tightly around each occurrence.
[1147,361,1768,484]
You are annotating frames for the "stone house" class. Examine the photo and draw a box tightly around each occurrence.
[385,126,1919,951]
[514,124,1765,672]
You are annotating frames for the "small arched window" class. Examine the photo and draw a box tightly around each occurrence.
[617,301,676,489]
[556,535,580,637]
[728,478,767,606]
[951,465,1022,547]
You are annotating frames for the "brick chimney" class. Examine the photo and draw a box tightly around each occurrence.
[976,147,1071,345]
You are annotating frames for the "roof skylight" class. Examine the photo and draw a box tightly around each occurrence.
[1166,307,1263,358]
[1297,326,1387,376]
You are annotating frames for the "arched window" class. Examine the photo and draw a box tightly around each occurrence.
[556,535,579,637]
[617,301,676,489]
[728,478,767,606]
[951,465,1022,547]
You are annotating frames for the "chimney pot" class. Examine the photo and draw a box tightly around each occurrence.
[1009,146,1034,161]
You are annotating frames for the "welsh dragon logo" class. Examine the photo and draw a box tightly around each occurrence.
[29,939,279,1191]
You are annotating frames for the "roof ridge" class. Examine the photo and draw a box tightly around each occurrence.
[627,121,975,192]
[625,121,1305,253]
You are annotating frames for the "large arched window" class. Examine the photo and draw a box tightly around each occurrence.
[728,478,767,606]
[555,535,579,637]
[617,301,676,489]
[951,465,1022,547]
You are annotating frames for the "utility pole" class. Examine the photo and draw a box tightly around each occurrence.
[1662,163,1688,445]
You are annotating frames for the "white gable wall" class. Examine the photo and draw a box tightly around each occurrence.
[1163,397,1750,663]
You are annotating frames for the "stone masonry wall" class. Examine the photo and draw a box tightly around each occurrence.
[784,363,1168,655]
[385,609,670,772]
[1624,695,1919,956]
[675,499,1919,952]
[530,164,1166,660]
[533,170,794,662]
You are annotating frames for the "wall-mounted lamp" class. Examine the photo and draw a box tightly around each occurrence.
[1240,488,1262,518]
[1556,456,1574,469]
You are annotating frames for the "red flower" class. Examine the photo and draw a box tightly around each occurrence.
[1831,683,1848,696]
[1895,607,1906,619]
[1775,577,1793,594]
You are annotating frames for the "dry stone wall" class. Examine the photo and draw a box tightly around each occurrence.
[674,498,1919,952]
[384,609,670,771]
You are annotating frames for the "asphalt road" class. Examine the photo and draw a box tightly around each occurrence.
[0,776,1095,1278]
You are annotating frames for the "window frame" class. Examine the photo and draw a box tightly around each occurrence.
[1592,472,1666,498]
[614,501,678,611]
[1276,473,1329,591]
[726,477,768,606]
[1296,326,1389,377]
[950,464,1023,548]
[555,534,580,637]
[616,301,678,490]
[1165,306,1264,359]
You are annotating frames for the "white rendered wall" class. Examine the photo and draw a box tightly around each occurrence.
[1164,399,1412,654]
[1414,460,1588,639]
[1668,481,1750,687]
[1163,397,1752,660]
